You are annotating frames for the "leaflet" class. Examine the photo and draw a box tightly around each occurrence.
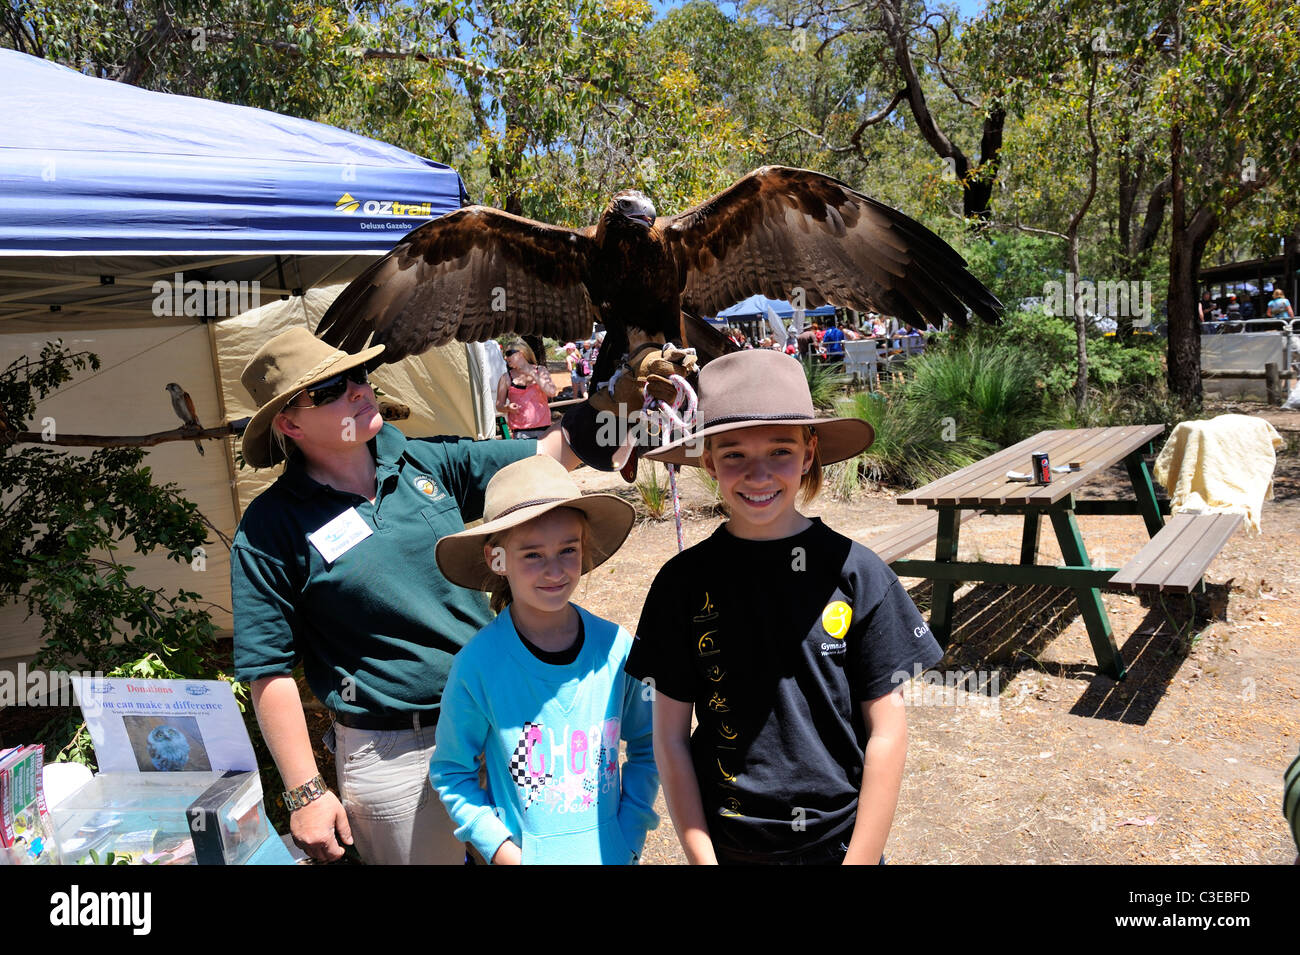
[70,678,256,774]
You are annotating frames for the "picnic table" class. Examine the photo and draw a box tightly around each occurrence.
[868,425,1242,680]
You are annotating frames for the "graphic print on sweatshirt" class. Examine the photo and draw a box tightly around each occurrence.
[508,718,621,811]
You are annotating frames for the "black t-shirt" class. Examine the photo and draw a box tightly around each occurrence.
[518,615,586,665]
[626,518,943,855]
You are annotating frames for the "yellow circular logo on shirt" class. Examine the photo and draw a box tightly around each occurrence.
[822,601,852,639]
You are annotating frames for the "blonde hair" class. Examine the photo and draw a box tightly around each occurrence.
[480,507,603,613]
[504,341,538,366]
[270,413,300,466]
[706,425,823,506]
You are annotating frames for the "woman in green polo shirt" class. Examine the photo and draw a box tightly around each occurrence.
[231,328,578,864]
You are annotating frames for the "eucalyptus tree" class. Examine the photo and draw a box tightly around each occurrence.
[746,0,1007,225]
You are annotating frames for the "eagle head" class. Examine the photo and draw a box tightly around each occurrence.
[607,190,657,229]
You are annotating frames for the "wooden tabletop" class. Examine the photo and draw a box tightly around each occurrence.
[896,425,1165,508]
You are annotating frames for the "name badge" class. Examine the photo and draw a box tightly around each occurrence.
[309,508,373,564]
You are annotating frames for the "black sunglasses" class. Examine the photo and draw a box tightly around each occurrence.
[286,366,369,409]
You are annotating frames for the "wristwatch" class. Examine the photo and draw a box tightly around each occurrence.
[282,774,329,812]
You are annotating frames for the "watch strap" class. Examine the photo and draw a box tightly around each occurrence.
[282,774,328,812]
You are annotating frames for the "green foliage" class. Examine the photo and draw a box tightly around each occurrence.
[802,358,848,412]
[903,336,1053,447]
[11,0,350,118]
[970,309,1164,405]
[634,460,671,520]
[958,233,1063,309]
[83,848,135,865]
[1054,373,1203,435]
[1,346,216,674]
[827,390,991,495]
[690,466,725,515]
[2,344,239,767]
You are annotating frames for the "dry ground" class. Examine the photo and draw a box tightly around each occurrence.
[574,405,1300,864]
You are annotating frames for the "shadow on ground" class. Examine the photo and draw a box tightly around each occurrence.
[905,580,1230,725]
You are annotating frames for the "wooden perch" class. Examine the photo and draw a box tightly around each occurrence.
[8,422,245,449]
[4,399,411,450]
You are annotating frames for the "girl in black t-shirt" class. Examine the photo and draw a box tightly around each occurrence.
[627,349,941,864]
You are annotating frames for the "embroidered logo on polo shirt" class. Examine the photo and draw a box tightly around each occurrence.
[412,474,445,501]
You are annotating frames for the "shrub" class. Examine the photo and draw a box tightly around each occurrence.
[1054,378,1205,435]
[901,336,1052,447]
[966,307,1166,404]
[802,357,848,411]
[634,459,671,520]
[827,390,992,495]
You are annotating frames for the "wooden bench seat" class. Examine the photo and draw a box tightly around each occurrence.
[1108,513,1243,593]
[863,509,977,564]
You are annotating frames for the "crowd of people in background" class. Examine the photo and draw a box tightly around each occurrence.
[1200,283,1296,325]
[540,314,938,412]
[721,313,938,362]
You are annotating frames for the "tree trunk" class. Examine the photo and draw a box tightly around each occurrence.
[1069,235,1088,411]
[880,0,1004,225]
[1166,122,1201,404]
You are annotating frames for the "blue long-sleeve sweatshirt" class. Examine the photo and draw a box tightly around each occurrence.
[430,604,659,864]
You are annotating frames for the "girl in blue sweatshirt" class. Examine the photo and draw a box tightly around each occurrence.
[430,456,658,864]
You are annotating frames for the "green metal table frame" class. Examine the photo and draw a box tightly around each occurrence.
[891,442,1167,680]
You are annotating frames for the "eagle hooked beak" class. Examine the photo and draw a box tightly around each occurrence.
[615,193,657,229]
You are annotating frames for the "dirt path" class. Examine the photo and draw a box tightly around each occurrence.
[577,409,1300,864]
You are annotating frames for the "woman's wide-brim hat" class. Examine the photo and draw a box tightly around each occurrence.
[240,326,385,468]
[435,456,635,590]
[644,349,874,467]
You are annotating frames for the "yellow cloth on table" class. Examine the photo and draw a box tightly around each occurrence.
[1153,414,1282,534]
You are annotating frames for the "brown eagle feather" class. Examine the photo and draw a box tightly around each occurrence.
[316,166,1002,379]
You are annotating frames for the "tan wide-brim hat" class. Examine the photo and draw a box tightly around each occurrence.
[645,349,874,467]
[240,327,385,468]
[435,456,635,590]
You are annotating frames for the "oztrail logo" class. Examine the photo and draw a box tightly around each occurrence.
[335,193,433,217]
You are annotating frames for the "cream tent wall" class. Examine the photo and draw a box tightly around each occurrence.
[0,280,494,668]
[0,312,233,664]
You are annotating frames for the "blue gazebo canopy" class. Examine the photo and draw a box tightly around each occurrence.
[0,49,468,254]
[711,294,837,322]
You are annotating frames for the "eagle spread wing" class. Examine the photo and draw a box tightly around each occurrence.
[664,166,1003,329]
[316,206,601,362]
